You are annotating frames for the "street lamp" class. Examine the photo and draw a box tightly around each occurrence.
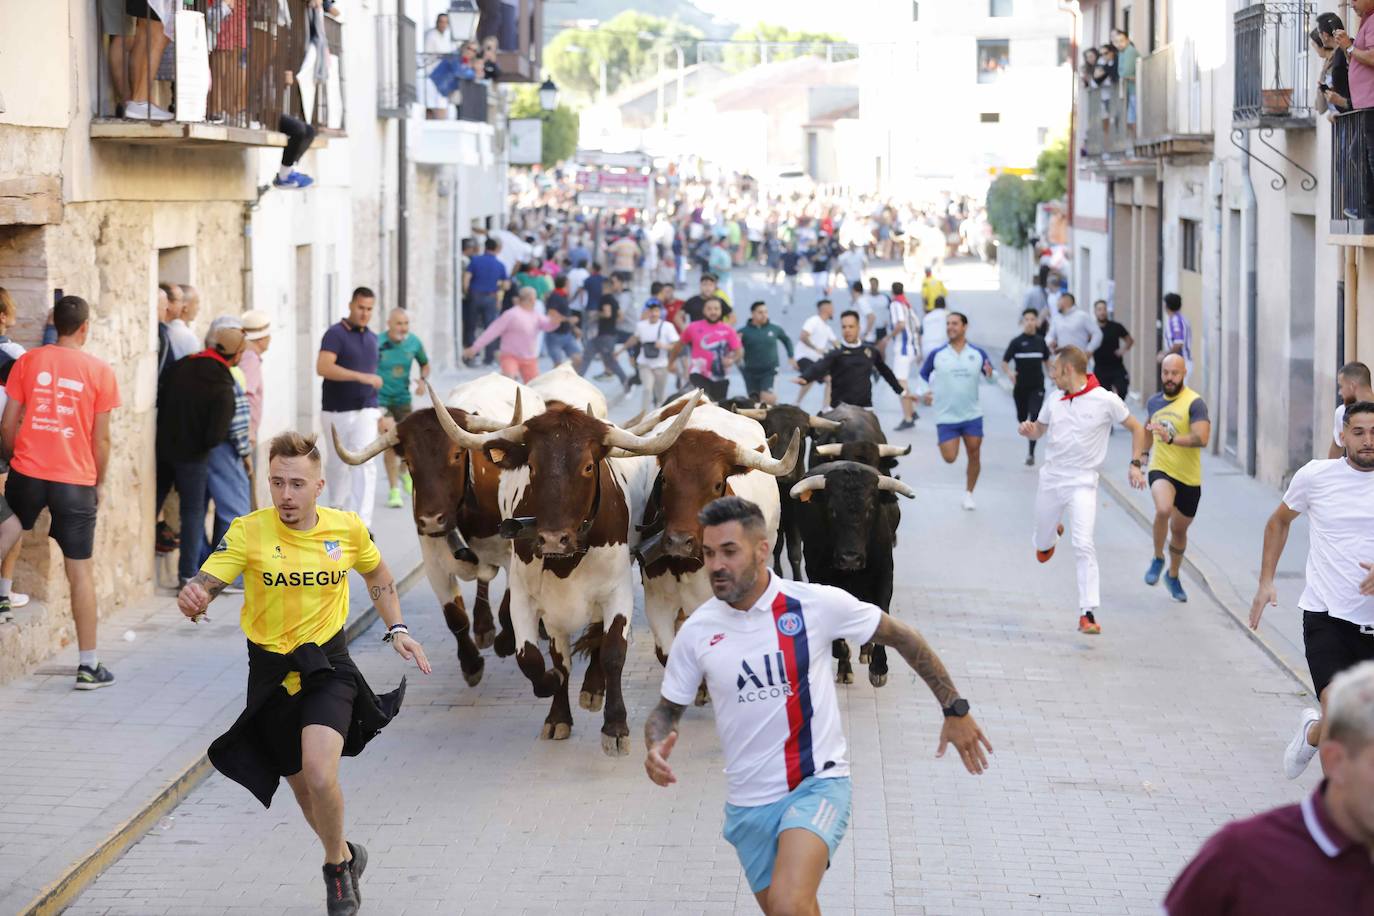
[447,0,480,41]
[538,77,559,112]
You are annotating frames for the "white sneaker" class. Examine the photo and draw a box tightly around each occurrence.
[1283,707,1321,779]
[10,592,28,608]
[962,491,976,511]
[123,100,173,121]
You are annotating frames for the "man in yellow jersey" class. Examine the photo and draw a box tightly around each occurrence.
[1142,354,1211,603]
[177,431,430,916]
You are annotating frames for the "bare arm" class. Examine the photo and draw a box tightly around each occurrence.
[0,399,21,461]
[1170,419,1211,449]
[1019,420,1047,440]
[643,696,686,786]
[1249,503,1299,629]
[363,559,432,673]
[1123,415,1148,489]
[316,350,381,388]
[176,569,229,619]
[93,412,112,488]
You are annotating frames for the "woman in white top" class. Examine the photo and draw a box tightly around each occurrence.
[424,13,456,118]
[619,300,680,412]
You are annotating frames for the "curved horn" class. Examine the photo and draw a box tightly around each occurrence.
[427,382,525,449]
[735,430,800,477]
[814,443,842,457]
[736,407,768,420]
[510,388,524,425]
[809,415,842,431]
[460,388,520,432]
[603,390,702,455]
[788,475,827,500]
[878,443,912,458]
[877,476,916,499]
[331,422,398,466]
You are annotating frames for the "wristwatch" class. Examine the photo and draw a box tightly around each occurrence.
[942,698,970,718]
[1130,459,1143,468]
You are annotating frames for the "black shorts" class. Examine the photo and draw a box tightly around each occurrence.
[253,665,359,778]
[689,373,730,403]
[1097,368,1129,398]
[1148,470,1202,518]
[612,270,634,284]
[124,0,158,18]
[6,469,99,559]
[1303,610,1374,697]
[797,358,817,375]
[1013,387,1045,424]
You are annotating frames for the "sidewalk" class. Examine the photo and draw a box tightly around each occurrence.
[0,483,425,916]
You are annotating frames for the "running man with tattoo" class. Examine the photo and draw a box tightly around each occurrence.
[177,431,430,916]
[644,496,991,914]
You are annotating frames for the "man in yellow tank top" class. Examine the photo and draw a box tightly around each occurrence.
[1143,354,1211,602]
[177,431,430,916]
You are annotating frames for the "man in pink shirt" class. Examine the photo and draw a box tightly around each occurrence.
[670,296,742,402]
[1337,3,1374,108]
[463,286,566,382]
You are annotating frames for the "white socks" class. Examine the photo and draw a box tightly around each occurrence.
[79,650,98,668]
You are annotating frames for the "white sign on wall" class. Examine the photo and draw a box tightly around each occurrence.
[509,118,543,165]
[174,11,210,123]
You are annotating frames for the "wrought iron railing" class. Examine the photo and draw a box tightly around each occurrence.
[95,1,344,132]
[1233,2,1316,126]
[1331,108,1374,224]
[1081,87,1130,157]
[416,52,491,121]
[377,14,418,117]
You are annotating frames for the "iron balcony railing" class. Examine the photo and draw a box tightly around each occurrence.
[1080,88,1130,158]
[95,1,345,133]
[377,14,418,117]
[1331,108,1374,229]
[1233,2,1316,128]
[417,52,490,122]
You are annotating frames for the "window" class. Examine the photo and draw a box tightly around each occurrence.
[1180,219,1201,272]
[1036,127,1049,144]
[980,112,1001,123]
[1058,37,1072,66]
[977,39,1010,83]
[990,0,1014,16]
[912,1,919,21]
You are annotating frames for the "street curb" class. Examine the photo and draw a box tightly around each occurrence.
[1097,474,1314,696]
[19,560,428,916]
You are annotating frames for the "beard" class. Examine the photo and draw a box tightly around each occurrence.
[1162,380,1182,397]
[710,564,760,604]
[1349,448,1374,470]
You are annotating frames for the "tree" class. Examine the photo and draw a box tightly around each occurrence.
[986,174,1038,249]
[1033,135,1069,204]
[544,11,702,102]
[721,23,848,71]
[509,86,580,168]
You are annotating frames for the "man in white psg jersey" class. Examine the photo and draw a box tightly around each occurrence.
[645,496,992,914]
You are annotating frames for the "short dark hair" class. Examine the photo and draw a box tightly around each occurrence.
[1317,12,1344,36]
[553,275,568,289]
[1059,291,1076,306]
[892,281,904,295]
[650,281,663,296]
[1163,292,1182,311]
[699,495,767,537]
[590,262,602,272]
[750,300,767,313]
[950,311,969,326]
[840,309,860,323]
[53,295,90,337]
[351,286,375,302]
[817,298,832,309]
[484,238,500,252]
[1340,361,1372,387]
[700,273,718,284]
[1022,307,1039,318]
[1093,299,1108,309]
[934,295,947,309]
[705,295,727,310]
[851,281,864,293]
[1346,401,1374,425]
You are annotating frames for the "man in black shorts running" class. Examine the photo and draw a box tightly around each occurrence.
[1143,354,1209,603]
[1002,308,1051,465]
[1249,402,1374,781]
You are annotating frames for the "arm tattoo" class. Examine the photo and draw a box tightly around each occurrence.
[368,579,397,602]
[190,571,228,600]
[876,616,960,708]
[644,697,686,747]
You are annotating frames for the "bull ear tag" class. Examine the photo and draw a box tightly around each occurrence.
[797,490,812,503]
[488,448,506,464]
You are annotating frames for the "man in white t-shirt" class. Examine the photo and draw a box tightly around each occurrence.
[1250,400,1374,780]
[645,497,990,913]
[836,244,867,289]
[847,282,876,343]
[920,297,949,360]
[618,300,680,413]
[794,299,837,410]
[1019,347,1148,635]
[1327,361,1374,458]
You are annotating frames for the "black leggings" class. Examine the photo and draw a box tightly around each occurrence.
[277,114,316,168]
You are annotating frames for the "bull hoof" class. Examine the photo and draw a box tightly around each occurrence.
[836,669,854,685]
[579,690,605,712]
[474,628,496,650]
[859,647,872,665]
[868,671,888,688]
[493,632,516,658]
[463,661,485,687]
[693,684,711,707]
[601,733,632,757]
[539,721,572,741]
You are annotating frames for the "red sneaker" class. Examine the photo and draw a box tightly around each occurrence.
[1078,614,1101,635]
[1036,524,1064,564]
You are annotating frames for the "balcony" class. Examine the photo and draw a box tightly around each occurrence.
[479,0,544,83]
[1329,109,1374,242]
[91,1,346,147]
[377,15,418,118]
[1233,2,1317,130]
[1079,88,1152,177]
[416,53,492,123]
[1135,44,1213,159]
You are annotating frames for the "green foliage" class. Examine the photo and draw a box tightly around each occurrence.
[721,23,848,71]
[544,11,703,102]
[1033,136,1069,204]
[510,86,580,168]
[986,175,1038,248]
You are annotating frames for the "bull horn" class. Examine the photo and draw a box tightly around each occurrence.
[511,389,524,425]
[735,430,800,477]
[331,422,398,466]
[809,415,842,431]
[814,443,842,457]
[736,407,768,420]
[460,390,521,433]
[877,476,916,499]
[603,390,701,455]
[878,443,912,458]
[427,382,526,449]
[788,475,827,499]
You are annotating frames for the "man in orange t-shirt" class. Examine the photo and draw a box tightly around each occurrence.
[1,295,120,689]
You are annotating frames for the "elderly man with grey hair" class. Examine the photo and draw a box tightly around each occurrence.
[1164,661,1374,914]
[202,315,253,592]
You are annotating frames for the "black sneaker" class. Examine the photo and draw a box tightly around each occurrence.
[75,663,115,690]
[0,596,12,624]
[895,418,915,431]
[347,841,368,902]
[323,860,359,915]
[155,521,179,554]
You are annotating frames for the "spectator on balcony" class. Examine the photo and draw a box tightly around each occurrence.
[1112,29,1140,129]
[208,0,247,124]
[123,0,177,121]
[1317,15,1353,115]
[424,13,457,120]
[1335,7,1374,110]
[1079,47,1099,89]
[272,71,317,190]
[100,0,130,117]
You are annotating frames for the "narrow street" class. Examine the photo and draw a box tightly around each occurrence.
[66,262,1319,916]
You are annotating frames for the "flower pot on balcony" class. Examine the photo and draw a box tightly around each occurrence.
[1261,88,1293,116]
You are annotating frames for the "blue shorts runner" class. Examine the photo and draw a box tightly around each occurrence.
[936,417,984,444]
[723,775,852,893]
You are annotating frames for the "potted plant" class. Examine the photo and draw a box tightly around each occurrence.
[1261,10,1293,115]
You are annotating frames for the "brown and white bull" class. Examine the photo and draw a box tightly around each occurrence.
[332,375,543,687]
[434,393,702,756]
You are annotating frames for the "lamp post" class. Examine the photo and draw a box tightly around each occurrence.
[538,77,559,113]
[447,0,479,42]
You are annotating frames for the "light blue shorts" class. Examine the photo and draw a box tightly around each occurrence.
[722,775,852,893]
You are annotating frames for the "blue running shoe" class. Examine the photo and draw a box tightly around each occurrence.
[1164,573,1188,602]
[273,170,314,190]
[1144,557,1165,586]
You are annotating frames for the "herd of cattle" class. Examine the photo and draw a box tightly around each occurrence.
[331,365,915,756]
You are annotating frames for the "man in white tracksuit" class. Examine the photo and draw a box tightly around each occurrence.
[1019,346,1149,636]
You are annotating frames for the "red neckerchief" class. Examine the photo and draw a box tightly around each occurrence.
[1062,373,1100,401]
[193,348,230,367]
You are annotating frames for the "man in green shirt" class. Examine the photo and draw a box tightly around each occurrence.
[1113,29,1140,127]
[738,301,796,404]
[377,308,429,508]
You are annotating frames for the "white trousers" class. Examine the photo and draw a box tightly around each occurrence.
[1033,472,1100,610]
[322,408,381,528]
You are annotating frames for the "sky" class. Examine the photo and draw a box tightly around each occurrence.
[693,0,881,41]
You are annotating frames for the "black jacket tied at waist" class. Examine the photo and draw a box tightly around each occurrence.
[208,627,406,808]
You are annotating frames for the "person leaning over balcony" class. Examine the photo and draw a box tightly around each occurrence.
[122,0,177,121]
[1112,29,1139,128]
[423,12,456,120]
[1315,18,1353,116]
[1334,4,1374,110]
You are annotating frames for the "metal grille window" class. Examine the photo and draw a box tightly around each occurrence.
[1233,2,1316,128]
[1180,219,1201,272]
[377,14,418,117]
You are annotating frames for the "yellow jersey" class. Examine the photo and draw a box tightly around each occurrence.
[921,277,947,312]
[201,506,381,692]
[1146,386,1209,487]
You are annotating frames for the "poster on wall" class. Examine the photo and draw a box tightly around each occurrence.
[509,118,543,166]
[174,11,210,122]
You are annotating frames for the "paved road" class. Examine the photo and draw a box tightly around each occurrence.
[67,261,1320,915]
